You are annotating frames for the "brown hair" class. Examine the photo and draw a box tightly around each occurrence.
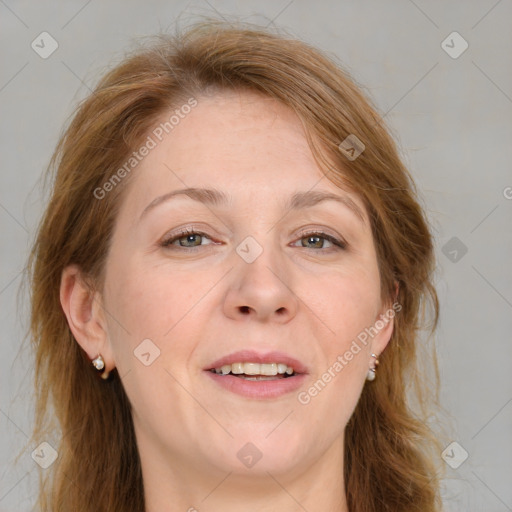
[25,19,445,512]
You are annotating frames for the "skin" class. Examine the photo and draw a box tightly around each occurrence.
[61,89,395,512]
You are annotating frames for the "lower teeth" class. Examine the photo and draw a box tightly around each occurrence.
[239,375,282,381]
[210,370,294,378]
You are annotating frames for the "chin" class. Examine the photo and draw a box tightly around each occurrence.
[215,429,308,475]
[216,450,305,478]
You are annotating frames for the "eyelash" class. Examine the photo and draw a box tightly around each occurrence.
[160,228,347,252]
[301,231,347,251]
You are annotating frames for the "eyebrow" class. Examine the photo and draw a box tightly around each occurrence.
[139,187,366,224]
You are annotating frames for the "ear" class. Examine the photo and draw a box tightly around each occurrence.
[372,280,400,356]
[60,264,115,373]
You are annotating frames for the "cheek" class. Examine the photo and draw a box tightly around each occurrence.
[299,281,375,434]
[103,256,218,374]
[101,261,206,428]
[306,269,380,405]
[320,270,381,344]
[105,256,199,333]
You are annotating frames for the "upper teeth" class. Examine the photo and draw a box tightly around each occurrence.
[214,362,295,376]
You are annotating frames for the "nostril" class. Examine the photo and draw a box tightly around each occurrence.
[240,306,250,314]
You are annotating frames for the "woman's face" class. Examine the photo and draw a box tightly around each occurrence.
[97,90,394,481]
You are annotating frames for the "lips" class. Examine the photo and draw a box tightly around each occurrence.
[205,349,309,375]
[204,349,309,399]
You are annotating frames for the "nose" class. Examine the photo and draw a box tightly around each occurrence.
[223,241,299,323]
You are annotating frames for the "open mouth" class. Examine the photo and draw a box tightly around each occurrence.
[208,362,298,381]
[205,358,307,398]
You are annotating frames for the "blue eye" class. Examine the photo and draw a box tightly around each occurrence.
[161,228,213,248]
[160,228,347,252]
[293,231,347,251]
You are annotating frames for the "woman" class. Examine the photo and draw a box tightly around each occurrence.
[27,20,444,512]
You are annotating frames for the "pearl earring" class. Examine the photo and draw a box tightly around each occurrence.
[92,354,105,370]
[366,353,379,381]
[92,354,110,380]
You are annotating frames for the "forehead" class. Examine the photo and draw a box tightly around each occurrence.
[116,89,368,224]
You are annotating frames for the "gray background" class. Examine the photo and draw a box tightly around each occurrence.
[1,1,511,510]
